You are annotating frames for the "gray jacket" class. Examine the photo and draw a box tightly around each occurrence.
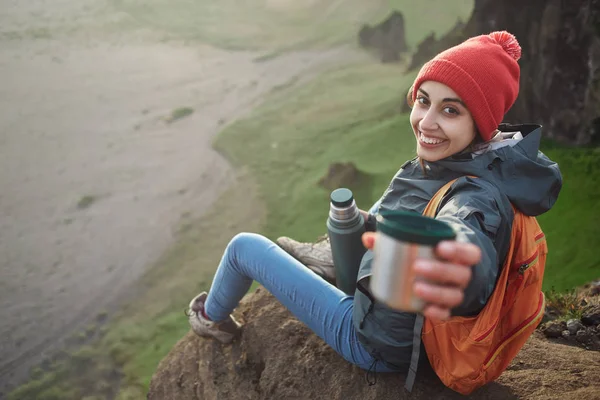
[353,123,562,369]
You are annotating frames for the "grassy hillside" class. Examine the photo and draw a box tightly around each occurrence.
[215,61,415,240]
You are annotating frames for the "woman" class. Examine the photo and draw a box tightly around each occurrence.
[186,31,562,376]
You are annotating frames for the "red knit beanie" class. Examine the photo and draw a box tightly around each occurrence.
[412,31,521,141]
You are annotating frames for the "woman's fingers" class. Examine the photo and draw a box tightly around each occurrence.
[415,241,480,314]
[413,259,472,289]
[414,281,464,309]
[361,231,376,250]
[435,240,481,266]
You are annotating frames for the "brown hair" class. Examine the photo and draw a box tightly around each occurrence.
[406,85,415,109]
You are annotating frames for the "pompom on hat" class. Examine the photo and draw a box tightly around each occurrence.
[412,31,522,141]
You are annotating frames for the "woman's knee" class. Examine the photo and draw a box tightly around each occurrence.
[227,232,272,257]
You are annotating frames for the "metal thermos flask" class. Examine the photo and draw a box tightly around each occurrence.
[326,188,367,295]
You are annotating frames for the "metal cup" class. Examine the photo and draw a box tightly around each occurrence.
[370,210,456,312]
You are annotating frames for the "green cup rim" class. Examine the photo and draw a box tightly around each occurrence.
[376,210,456,245]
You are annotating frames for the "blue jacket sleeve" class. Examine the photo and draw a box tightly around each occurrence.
[435,177,514,316]
[368,198,382,215]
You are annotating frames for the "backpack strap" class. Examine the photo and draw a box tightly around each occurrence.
[405,177,463,392]
[404,313,425,391]
[422,177,463,217]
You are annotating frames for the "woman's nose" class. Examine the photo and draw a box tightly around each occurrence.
[420,109,438,131]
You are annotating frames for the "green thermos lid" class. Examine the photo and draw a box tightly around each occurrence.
[330,188,354,208]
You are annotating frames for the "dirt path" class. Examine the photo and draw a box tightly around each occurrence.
[0,1,355,394]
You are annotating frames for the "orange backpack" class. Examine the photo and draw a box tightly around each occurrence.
[417,177,547,395]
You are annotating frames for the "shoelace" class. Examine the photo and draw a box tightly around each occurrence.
[366,356,378,386]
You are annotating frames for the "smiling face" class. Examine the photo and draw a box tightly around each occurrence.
[409,81,477,162]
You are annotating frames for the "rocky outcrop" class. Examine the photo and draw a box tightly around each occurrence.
[358,11,408,63]
[317,162,363,191]
[149,287,600,400]
[406,19,466,72]
[406,0,600,145]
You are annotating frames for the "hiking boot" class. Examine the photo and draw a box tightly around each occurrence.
[276,236,336,283]
[187,292,242,344]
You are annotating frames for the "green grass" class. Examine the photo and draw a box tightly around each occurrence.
[215,61,418,241]
[536,143,600,291]
[111,0,473,51]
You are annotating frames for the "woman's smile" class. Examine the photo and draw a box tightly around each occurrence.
[418,131,447,147]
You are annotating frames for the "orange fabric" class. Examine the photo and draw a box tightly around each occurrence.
[421,178,547,395]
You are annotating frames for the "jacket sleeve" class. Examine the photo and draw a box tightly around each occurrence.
[435,177,514,316]
[368,198,382,215]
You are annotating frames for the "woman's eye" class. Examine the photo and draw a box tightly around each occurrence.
[443,106,459,115]
[416,96,429,105]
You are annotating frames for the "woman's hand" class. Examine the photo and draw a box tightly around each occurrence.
[361,232,481,320]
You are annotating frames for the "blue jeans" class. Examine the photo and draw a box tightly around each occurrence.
[204,232,398,372]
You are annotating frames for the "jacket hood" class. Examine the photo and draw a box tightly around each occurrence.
[432,124,562,216]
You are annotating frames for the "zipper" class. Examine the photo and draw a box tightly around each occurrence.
[482,292,545,368]
[474,320,499,342]
[517,250,539,275]
[518,263,529,274]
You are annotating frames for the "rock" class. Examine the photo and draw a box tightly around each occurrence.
[573,327,600,350]
[318,162,364,191]
[567,319,585,335]
[542,306,561,324]
[561,330,570,339]
[542,320,567,338]
[577,280,600,298]
[407,32,437,71]
[149,289,600,400]
[581,305,600,326]
[358,11,408,63]
[406,19,466,71]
